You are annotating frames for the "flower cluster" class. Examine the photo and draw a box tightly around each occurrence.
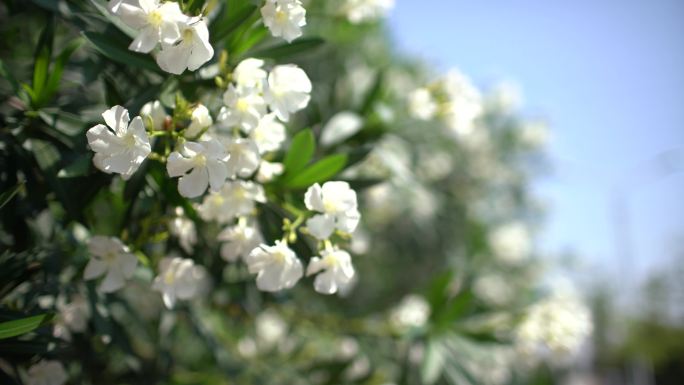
[83,51,361,304]
[341,0,395,24]
[108,0,213,74]
[261,0,307,42]
[408,69,483,136]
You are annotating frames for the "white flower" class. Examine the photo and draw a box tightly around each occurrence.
[250,113,286,154]
[516,288,593,360]
[53,295,90,341]
[440,70,482,135]
[218,220,263,262]
[260,0,306,43]
[116,0,185,53]
[489,221,532,264]
[256,160,284,183]
[166,138,229,198]
[304,181,360,240]
[156,18,214,75]
[245,240,303,292]
[223,137,261,178]
[84,236,138,293]
[264,64,312,122]
[169,207,197,253]
[320,111,363,147]
[25,360,68,385]
[306,247,355,294]
[390,295,430,330]
[255,309,287,348]
[185,104,213,138]
[218,85,267,133]
[152,256,207,308]
[233,58,267,90]
[197,180,266,223]
[140,100,167,130]
[408,87,437,120]
[57,295,89,333]
[342,0,394,24]
[86,105,151,180]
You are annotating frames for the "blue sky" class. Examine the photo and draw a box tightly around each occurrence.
[388,0,684,282]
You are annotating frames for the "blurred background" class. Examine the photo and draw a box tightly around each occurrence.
[390,0,684,383]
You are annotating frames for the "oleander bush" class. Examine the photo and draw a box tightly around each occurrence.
[0,1,592,384]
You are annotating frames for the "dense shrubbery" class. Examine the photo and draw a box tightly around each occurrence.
[0,1,591,384]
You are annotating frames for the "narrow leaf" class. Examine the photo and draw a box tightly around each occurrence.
[285,154,348,189]
[210,3,258,43]
[42,38,83,104]
[0,314,54,340]
[82,31,160,72]
[247,37,325,60]
[0,182,23,210]
[283,129,315,174]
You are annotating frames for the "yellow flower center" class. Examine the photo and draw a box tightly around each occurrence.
[182,28,194,41]
[275,10,288,23]
[164,271,175,284]
[123,132,137,148]
[273,251,286,263]
[235,98,250,112]
[148,10,163,27]
[193,153,207,167]
[323,199,338,213]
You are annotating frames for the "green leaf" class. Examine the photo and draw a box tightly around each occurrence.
[82,31,161,72]
[285,154,348,189]
[247,37,325,60]
[0,59,20,93]
[283,129,315,174]
[41,38,83,105]
[210,2,258,43]
[31,18,55,106]
[0,314,54,340]
[58,155,92,178]
[421,339,446,385]
[0,182,23,210]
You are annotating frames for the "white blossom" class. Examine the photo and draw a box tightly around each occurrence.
[166,138,229,198]
[390,295,430,330]
[169,207,197,253]
[255,309,287,348]
[304,181,360,240]
[441,70,483,135]
[53,294,90,341]
[489,221,532,264]
[140,100,167,130]
[250,113,286,154]
[25,360,68,385]
[156,18,213,75]
[218,220,263,262]
[342,0,394,24]
[260,0,306,43]
[223,137,261,178]
[86,105,151,180]
[264,64,312,122]
[408,87,437,120]
[218,85,266,133]
[84,236,138,293]
[116,0,185,53]
[153,256,207,308]
[320,111,363,147]
[185,104,213,138]
[233,58,267,90]
[516,288,593,360]
[256,160,284,183]
[197,181,266,223]
[246,240,303,292]
[306,247,355,294]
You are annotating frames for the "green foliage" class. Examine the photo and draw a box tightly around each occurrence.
[0,314,54,340]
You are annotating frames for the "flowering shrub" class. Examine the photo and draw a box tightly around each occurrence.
[0,1,591,384]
